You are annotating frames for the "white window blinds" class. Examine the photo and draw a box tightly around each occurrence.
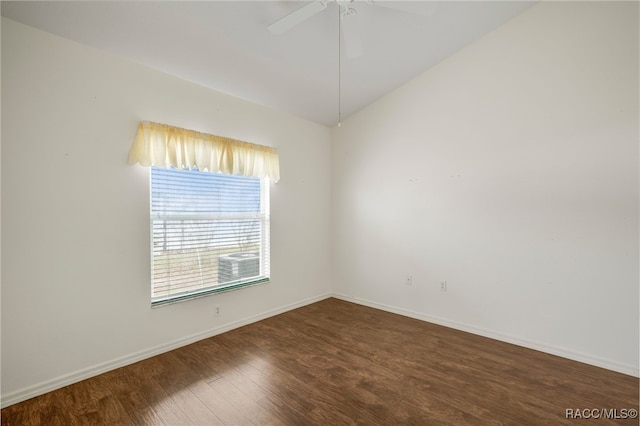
[150,166,270,305]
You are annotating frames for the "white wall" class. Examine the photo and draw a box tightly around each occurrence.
[332,1,639,376]
[1,18,332,406]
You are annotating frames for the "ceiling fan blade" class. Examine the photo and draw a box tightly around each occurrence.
[373,1,438,17]
[341,9,364,59]
[268,1,328,35]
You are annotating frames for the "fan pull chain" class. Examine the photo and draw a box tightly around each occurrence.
[337,3,342,127]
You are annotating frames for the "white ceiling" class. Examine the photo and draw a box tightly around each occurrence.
[1,1,536,127]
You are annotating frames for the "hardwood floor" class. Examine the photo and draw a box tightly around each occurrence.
[2,298,638,425]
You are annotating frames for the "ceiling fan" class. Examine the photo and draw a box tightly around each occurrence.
[268,1,438,59]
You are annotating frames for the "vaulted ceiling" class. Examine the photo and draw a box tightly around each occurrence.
[1,1,536,126]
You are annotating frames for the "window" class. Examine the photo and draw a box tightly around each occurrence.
[127,121,279,306]
[150,166,270,306]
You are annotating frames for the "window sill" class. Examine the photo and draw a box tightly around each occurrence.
[151,277,270,308]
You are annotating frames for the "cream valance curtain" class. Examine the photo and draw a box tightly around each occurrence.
[128,121,280,182]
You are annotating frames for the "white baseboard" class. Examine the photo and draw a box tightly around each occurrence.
[0,292,332,409]
[332,292,640,379]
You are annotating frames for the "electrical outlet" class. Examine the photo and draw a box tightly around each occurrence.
[406,275,413,286]
[440,281,447,291]
[214,305,221,317]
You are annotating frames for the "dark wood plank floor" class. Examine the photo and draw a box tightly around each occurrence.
[2,298,638,425]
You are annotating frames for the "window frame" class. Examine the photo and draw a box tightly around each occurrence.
[149,166,271,307]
